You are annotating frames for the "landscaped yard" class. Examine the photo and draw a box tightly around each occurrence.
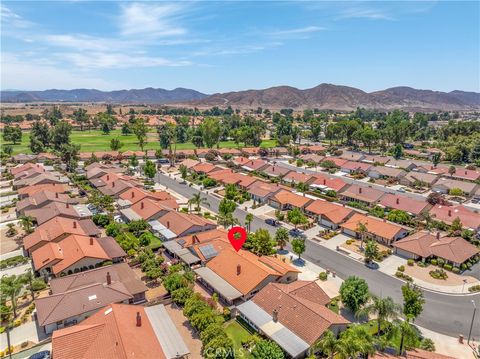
[4,129,277,154]
[224,319,254,358]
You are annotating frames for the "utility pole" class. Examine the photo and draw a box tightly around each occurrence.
[467,300,477,345]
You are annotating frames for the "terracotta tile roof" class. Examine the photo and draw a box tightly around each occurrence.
[51,304,168,359]
[299,154,325,163]
[97,236,127,259]
[311,174,348,192]
[130,198,176,220]
[262,164,291,177]
[236,174,259,188]
[191,162,217,174]
[23,217,100,252]
[270,190,312,208]
[207,168,234,182]
[252,281,349,345]
[282,171,314,184]
[379,193,430,216]
[321,157,348,167]
[429,205,480,230]
[406,348,456,359]
[340,184,385,204]
[341,213,406,241]
[447,168,480,181]
[402,172,439,185]
[392,231,438,258]
[119,187,175,205]
[10,163,45,177]
[432,178,478,193]
[299,145,326,153]
[339,151,365,161]
[241,158,268,171]
[16,190,77,213]
[419,165,450,175]
[247,181,286,199]
[369,166,407,178]
[305,200,353,224]
[176,228,228,248]
[206,248,299,295]
[157,211,215,237]
[17,183,68,198]
[31,234,112,275]
[49,263,147,297]
[14,172,65,188]
[179,158,200,169]
[341,161,372,172]
[429,236,480,264]
[86,165,125,180]
[361,155,391,164]
[24,202,84,225]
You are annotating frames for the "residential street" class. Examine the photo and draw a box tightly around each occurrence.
[155,171,480,339]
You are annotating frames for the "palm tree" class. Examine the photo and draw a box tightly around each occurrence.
[389,319,418,355]
[188,192,209,213]
[313,330,346,359]
[19,215,34,234]
[245,213,254,233]
[356,296,401,336]
[274,227,290,251]
[0,275,24,318]
[340,325,376,359]
[356,221,368,250]
[23,269,36,302]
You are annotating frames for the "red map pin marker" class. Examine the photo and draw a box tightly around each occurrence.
[227,226,247,252]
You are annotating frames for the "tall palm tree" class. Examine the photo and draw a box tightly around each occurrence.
[0,275,24,318]
[313,330,346,359]
[274,227,290,251]
[23,269,36,302]
[387,319,418,355]
[356,296,401,336]
[245,213,254,233]
[340,325,376,359]
[19,215,34,234]
[188,192,209,213]
[356,221,368,250]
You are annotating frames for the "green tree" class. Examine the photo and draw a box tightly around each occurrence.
[356,221,368,250]
[143,160,156,179]
[313,330,346,359]
[179,164,188,182]
[431,152,441,167]
[171,287,194,306]
[391,319,418,355]
[341,325,376,358]
[364,240,379,263]
[201,117,221,148]
[291,238,306,259]
[200,323,224,344]
[245,213,254,233]
[250,229,276,256]
[274,227,290,250]
[2,125,22,145]
[219,198,237,217]
[387,209,411,225]
[164,272,189,293]
[19,215,34,234]
[224,184,238,200]
[251,339,284,359]
[22,269,36,302]
[110,138,123,151]
[448,165,456,176]
[59,143,81,172]
[30,120,51,148]
[393,144,404,160]
[448,188,463,197]
[132,118,148,150]
[401,283,424,321]
[188,192,209,213]
[0,275,24,317]
[157,122,176,166]
[121,123,131,135]
[339,276,370,313]
[287,208,308,229]
[72,108,89,131]
[203,335,234,359]
[356,296,401,336]
[50,120,72,151]
[129,154,139,168]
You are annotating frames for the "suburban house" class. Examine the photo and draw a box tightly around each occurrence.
[121,198,178,222]
[118,187,176,208]
[340,213,410,245]
[194,248,299,305]
[12,154,37,163]
[13,172,68,190]
[299,153,324,164]
[339,184,385,206]
[85,163,125,180]
[299,145,326,153]
[179,158,200,169]
[17,183,68,199]
[31,234,126,277]
[443,168,480,182]
[36,152,58,162]
[23,217,100,254]
[24,202,92,225]
[361,155,391,165]
[378,194,431,217]
[320,157,348,169]
[97,177,140,198]
[36,264,148,335]
[393,231,479,267]
[16,190,78,215]
[339,151,365,162]
[399,172,439,188]
[340,161,372,175]
[240,158,269,172]
[305,200,354,229]
[310,175,349,193]
[247,181,289,204]
[268,190,313,211]
[385,159,420,171]
[213,171,259,190]
[282,171,315,185]
[237,281,349,358]
[261,164,291,179]
[415,165,450,176]
[368,166,407,181]
[51,303,190,359]
[207,168,235,183]
[10,163,46,177]
[429,205,480,230]
[191,162,219,175]
[432,178,478,197]
[149,210,217,240]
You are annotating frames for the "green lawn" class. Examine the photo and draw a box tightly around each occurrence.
[4,129,277,154]
[224,319,254,358]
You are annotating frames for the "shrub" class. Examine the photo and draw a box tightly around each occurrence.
[346,239,354,245]
[452,267,460,274]
[437,258,445,266]
[397,265,405,272]
[32,279,47,291]
[319,272,328,281]
[430,259,437,266]
[0,327,4,334]
[180,207,189,213]
[429,268,448,280]
[443,264,453,271]
[468,285,480,292]
[202,178,217,188]
[395,271,413,282]
[223,307,231,320]
[92,214,110,227]
[407,259,414,266]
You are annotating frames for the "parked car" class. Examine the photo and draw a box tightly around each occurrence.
[289,228,306,238]
[265,218,280,226]
[29,351,50,359]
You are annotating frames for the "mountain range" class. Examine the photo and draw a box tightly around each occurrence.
[1,84,479,111]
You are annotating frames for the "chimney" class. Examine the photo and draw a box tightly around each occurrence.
[323,179,326,185]
[66,203,69,208]
[106,272,111,285]
[192,235,199,245]
[465,170,468,175]
[132,191,135,198]
[237,264,241,275]
[359,187,362,194]
[112,182,115,188]
[272,309,278,322]
[55,193,59,198]
[167,221,170,229]
[141,202,144,209]
[436,232,440,240]
[136,312,142,327]
[448,209,452,217]
[396,198,400,205]
[107,175,110,181]
[272,167,275,172]
[73,221,77,229]
[90,237,94,245]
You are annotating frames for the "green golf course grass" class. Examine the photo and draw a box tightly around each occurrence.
[3,129,277,154]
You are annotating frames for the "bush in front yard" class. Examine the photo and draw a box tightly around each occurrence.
[319,272,328,281]
[437,258,445,266]
[430,259,437,266]
[397,265,405,272]
[452,267,460,274]
[407,259,414,266]
[443,263,453,271]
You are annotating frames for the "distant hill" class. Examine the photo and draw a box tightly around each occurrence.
[189,84,480,111]
[0,87,208,104]
[2,84,479,111]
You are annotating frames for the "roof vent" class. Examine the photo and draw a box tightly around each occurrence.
[237,264,241,275]
[272,309,278,322]
[73,221,77,229]
[55,193,59,198]
[359,187,362,194]
[141,202,144,209]
[136,312,142,327]
[106,272,111,285]
[90,237,94,245]
[436,232,441,240]
[448,209,452,217]
[166,221,170,229]
[396,198,400,205]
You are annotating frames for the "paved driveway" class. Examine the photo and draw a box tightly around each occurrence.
[466,261,480,280]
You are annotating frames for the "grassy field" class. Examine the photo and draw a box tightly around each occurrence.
[3,129,277,154]
[224,319,254,358]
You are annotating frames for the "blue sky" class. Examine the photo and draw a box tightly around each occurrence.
[1,1,479,93]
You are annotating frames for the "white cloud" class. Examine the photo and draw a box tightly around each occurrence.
[44,34,127,52]
[58,52,191,69]
[0,53,119,90]
[270,26,326,36]
[1,5,34,28]
[119,2,187,38]
[337,8,394,21]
